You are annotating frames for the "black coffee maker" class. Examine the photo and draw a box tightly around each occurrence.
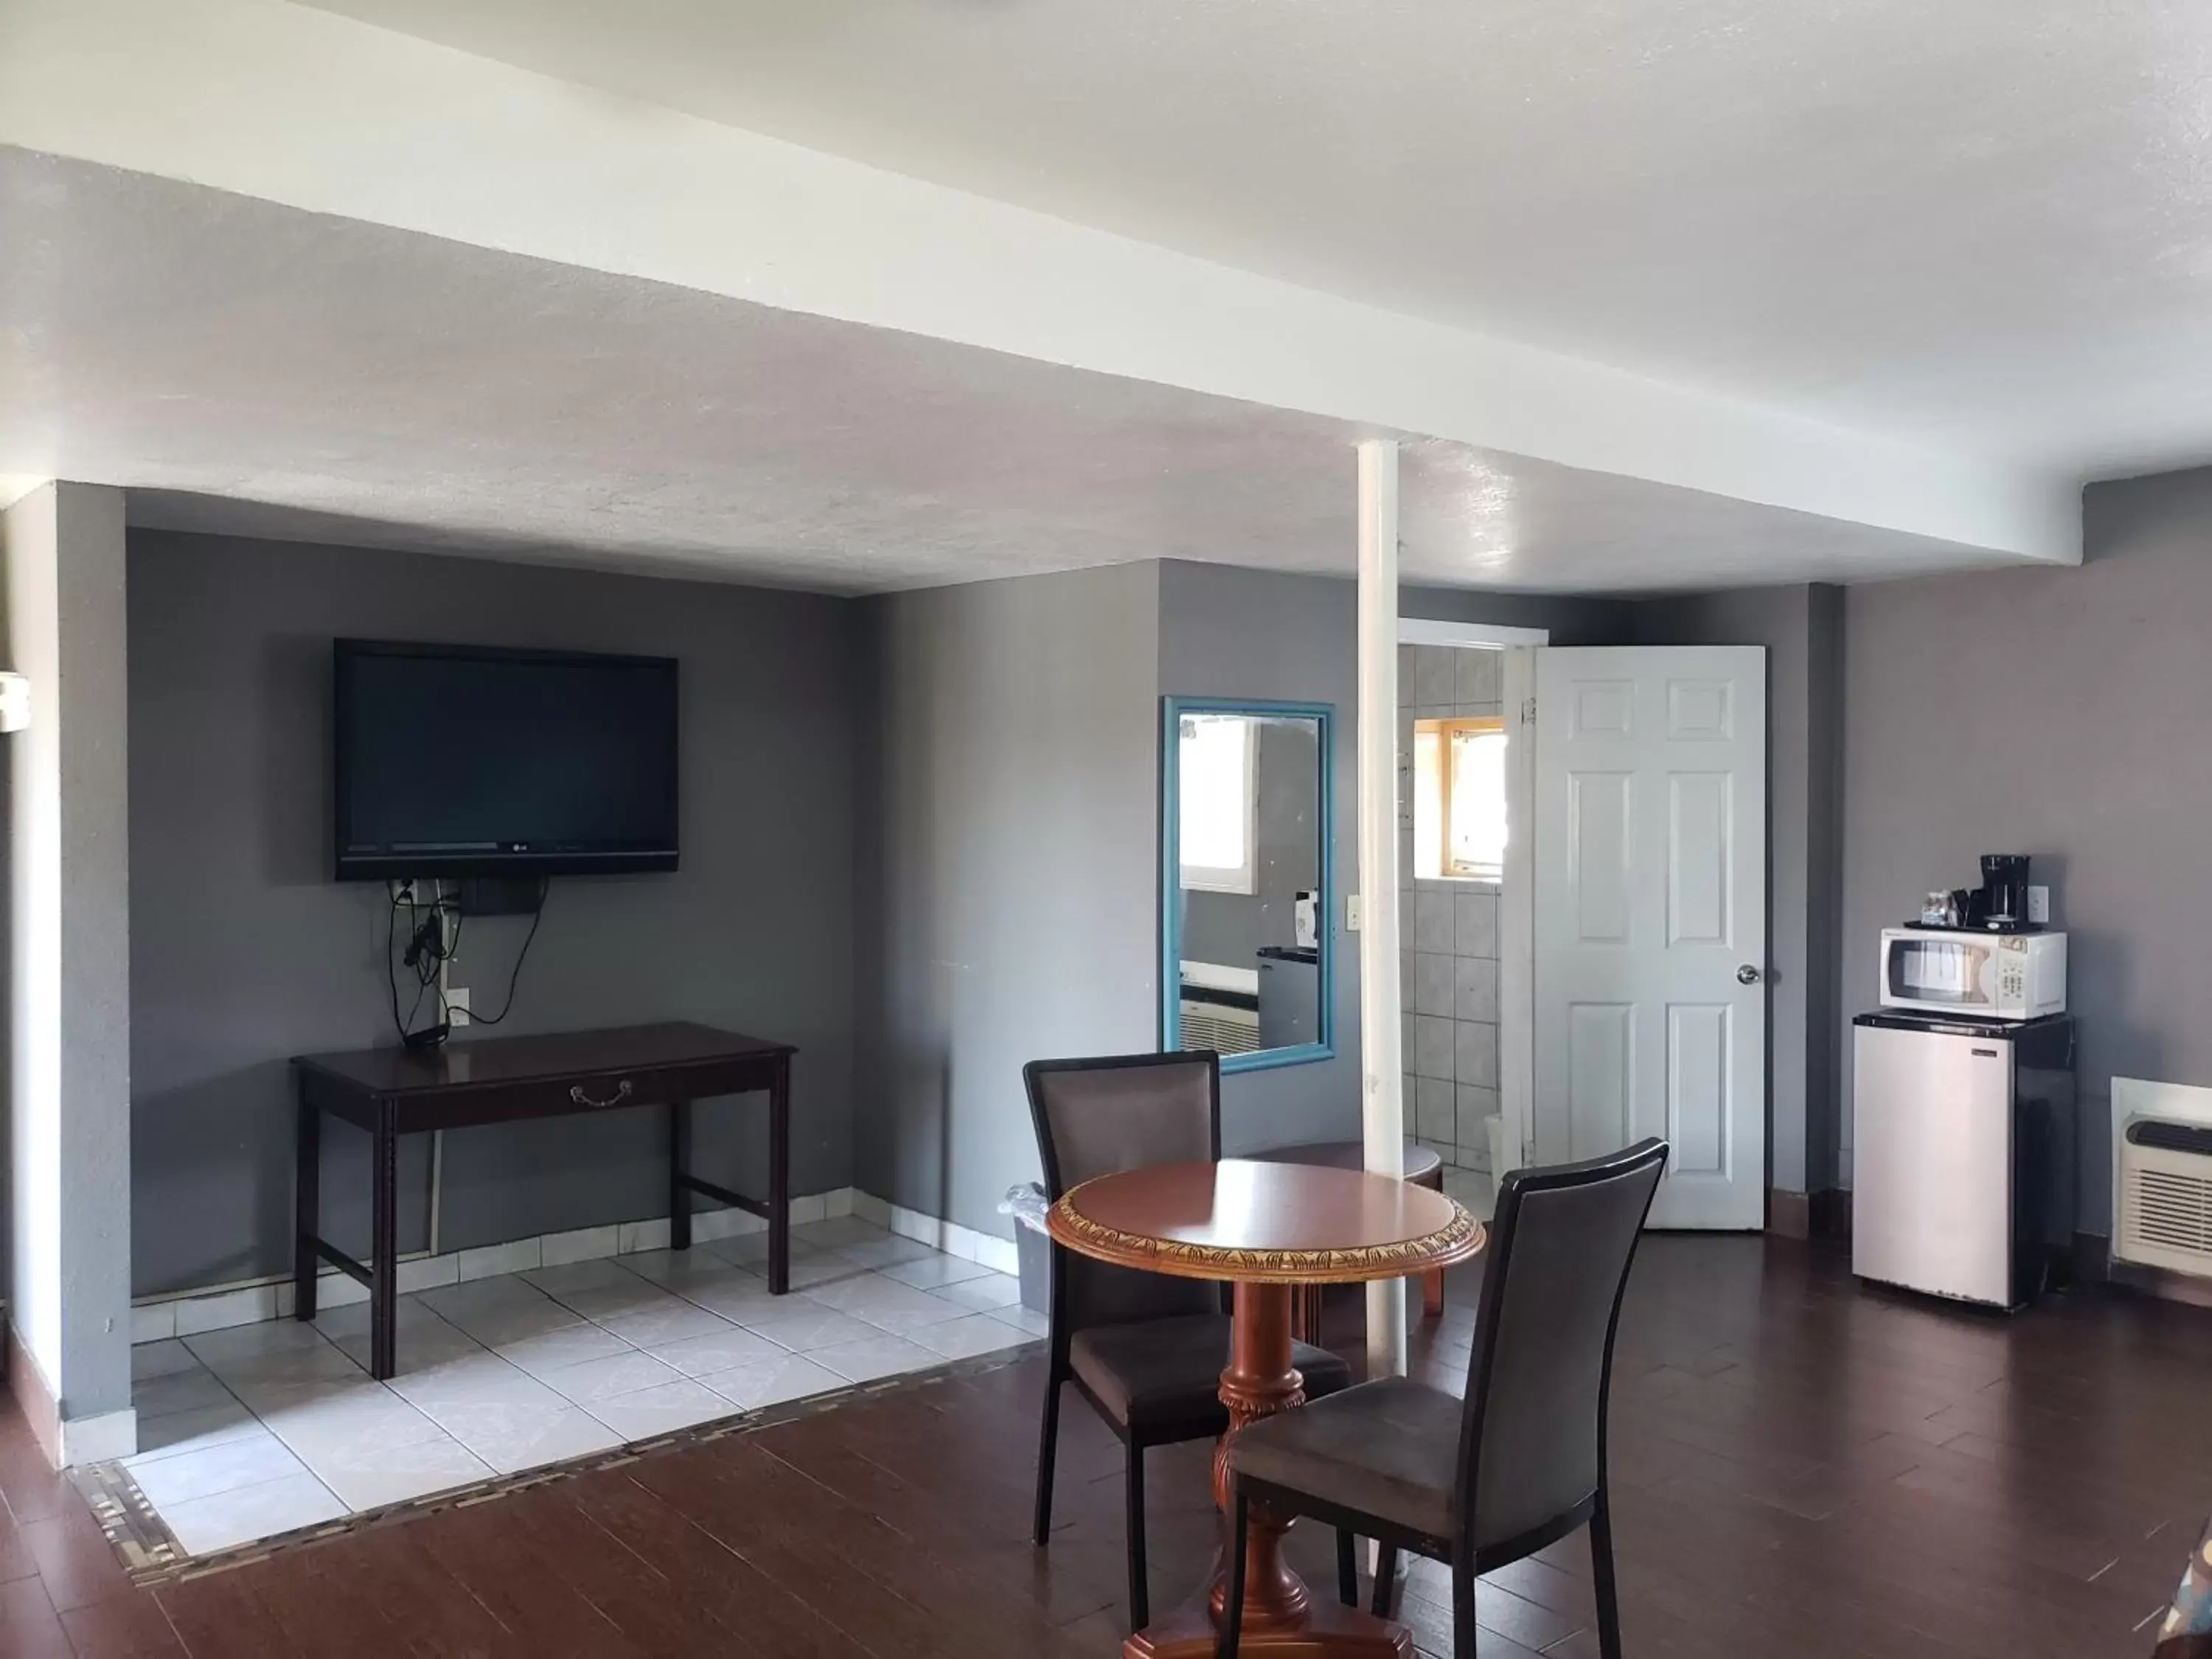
[1975,854,2032,931]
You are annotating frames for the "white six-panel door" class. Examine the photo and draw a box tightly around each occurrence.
[1532,647,1766,1228]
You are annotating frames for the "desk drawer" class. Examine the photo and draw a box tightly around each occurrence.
[392,1054,785,1134]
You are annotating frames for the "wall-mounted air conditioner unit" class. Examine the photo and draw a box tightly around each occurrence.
[1178,960,1261,1055]
[2112,1077,2212,1279]
[1180,996,1259,1056]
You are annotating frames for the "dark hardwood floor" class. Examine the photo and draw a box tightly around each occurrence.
[2,1235,2207,1657]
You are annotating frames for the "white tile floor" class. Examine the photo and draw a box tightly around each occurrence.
[118,1218,1042,1558]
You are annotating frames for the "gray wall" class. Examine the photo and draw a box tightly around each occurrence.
[1158,563,1363,1152]
[855,561,1161,1239]
[128,532,861,1296]
[1408,585,1636,644]
[1634,585,1845,1197]
[1158,559,1631,1157]
[1839,467,2212,1235]
[6,483,134,1425]
[1806,587,1844,1197]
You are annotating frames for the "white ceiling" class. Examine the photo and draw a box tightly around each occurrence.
[302,0,2212,481]
[1,147,1998,594]
[0,0,2081,572]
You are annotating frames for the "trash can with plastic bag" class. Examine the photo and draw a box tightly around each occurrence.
[1000,1182,1052,1315]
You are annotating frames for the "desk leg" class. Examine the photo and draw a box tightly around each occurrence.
[293,1084,319,1323]
[768,1057,790,1295]
[371,1105,398,1381]
[669,1099,693,1252]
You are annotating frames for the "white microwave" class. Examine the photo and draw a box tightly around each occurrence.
[1878,928,2066,1021]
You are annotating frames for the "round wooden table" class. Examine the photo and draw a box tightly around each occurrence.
[1048,1158,1486,1659]
[1253,1141,1449,1329]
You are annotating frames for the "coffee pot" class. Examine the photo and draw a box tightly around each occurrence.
[1978,854,2031,930]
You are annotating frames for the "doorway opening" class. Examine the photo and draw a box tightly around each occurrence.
[1396,619,1545,1193]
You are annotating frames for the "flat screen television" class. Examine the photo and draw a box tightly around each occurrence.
[333,639,678,880]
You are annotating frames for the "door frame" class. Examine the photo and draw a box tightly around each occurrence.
[1395,619,1546,1184]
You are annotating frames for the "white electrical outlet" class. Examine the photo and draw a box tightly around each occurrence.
[2026,885,2050,925]
[446,985,471,1026]
[1346,894,1363,932]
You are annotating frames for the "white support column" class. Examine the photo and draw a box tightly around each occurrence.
[1355,439,1407,1380]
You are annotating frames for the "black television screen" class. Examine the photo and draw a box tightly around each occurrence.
[333,639,678,879]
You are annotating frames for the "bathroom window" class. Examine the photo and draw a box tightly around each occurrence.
[1413,716,1506,882]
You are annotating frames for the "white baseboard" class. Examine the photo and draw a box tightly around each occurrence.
[131,1185,860,1346]
[61,1407,138,1467]
[3,1328,136,1467]
[849,1189,1020,1276]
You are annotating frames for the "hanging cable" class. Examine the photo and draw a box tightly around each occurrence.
[458,879,551,1026]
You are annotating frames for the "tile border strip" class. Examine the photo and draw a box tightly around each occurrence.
[83,1340,1040,1587]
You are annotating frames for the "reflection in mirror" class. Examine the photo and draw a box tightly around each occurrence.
[1163,700,1331,1071]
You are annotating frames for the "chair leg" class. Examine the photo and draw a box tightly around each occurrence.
[1591,1492,1624,1659]
[1220,1481,1250,1659]
[1125,1441,1149,1631]
[1370,1543,1398,1618]
[1032,1373,1061,1547]
[1452,1559,1477,1659]
[1336,1528,1358,1607]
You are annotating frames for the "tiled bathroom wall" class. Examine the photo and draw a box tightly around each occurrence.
[1399,643,1503,1172]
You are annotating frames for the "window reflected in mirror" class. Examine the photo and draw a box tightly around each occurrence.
[1162,700,1331,1071]
[1178,713,1256,894]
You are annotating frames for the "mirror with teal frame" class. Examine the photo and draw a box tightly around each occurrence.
[1159,697,1333,1072]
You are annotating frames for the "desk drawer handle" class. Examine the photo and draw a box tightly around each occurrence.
[571,1080,635,1108]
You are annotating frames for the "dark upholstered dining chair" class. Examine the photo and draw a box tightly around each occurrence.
[1025,1051,1354,1631]
[1220,1138,1668,1659]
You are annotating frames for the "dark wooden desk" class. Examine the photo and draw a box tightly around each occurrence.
[291,1021,794,1380]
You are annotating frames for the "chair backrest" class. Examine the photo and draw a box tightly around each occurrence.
[1023,1051,1222,1332]
[1455,1138,1667,1554]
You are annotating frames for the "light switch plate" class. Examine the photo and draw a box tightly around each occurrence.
[1346,894,1363,932]
[2026,885,2050,925]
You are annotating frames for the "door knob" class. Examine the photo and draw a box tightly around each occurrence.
[1736,964,1762,985]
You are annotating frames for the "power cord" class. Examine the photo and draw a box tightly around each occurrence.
[389,883,461,1049]
[384,889,411,1043]
[455,878,550,1026]
[385,877,552,1048]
